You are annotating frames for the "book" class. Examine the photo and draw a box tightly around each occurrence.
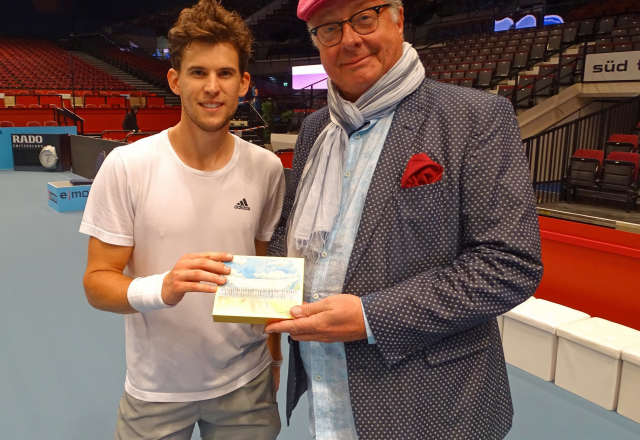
[212,255,304,325]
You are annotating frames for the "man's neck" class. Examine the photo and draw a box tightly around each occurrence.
[168,120,234,172]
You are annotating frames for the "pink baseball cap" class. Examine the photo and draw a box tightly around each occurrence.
[297,0,331,22]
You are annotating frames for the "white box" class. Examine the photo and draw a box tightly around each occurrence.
[498,296,535,341]
[555,318,640,410]
[503,299,589,381]
[618,343,640,423]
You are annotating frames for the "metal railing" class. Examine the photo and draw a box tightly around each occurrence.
[54,107,85,135]
[523,94,640,205]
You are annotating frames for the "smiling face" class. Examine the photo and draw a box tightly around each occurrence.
[308,0,404,102]
[168,40,250,133]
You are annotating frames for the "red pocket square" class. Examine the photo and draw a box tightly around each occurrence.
[400,153,443,189]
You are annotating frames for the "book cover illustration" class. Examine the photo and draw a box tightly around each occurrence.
[212,256,304,325]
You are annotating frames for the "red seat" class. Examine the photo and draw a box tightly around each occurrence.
[26,121,41,127]
[606,152,640,182]
[85,104,97,108]
[28,104,42,109]
[17,91,30,95]
[149,104,161,108]
[44,121,58,126]
[14,104,26,108]
[0,121,14,127]
[573,148,604,166]
[607,134,638,151]
[99,104,111,108]
[275,149,294,169]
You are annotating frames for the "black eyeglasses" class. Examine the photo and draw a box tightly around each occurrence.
[309,4,391,47]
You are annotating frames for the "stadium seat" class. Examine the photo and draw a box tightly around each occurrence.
[605,134,638,156]
[99,104,111,109]
[14,104,26,108]
[44,121,58,126]
[28,104,41,109]
[565,149,604,202]
[26,121,41,127]
[0,121,14,127]
[547,35,562,52]
[598,17,616,35]
[85,104,98,108]
[530,44,546,61]
[578,20,596,38]
[149,104,161,108]
[476,69,493,87]
[534,74,555,96]
[600,152,639,211]
[495,60,511,78]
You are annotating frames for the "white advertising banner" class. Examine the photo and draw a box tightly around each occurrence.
[584,50,640,82]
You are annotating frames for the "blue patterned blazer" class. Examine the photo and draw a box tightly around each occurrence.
[267,79,543,440]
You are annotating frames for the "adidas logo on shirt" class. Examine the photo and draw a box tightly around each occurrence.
[234,198,250,211]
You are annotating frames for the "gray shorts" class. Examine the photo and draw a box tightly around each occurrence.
[114,367,281,440]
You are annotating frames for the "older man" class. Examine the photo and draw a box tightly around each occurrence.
[266,1,543,439]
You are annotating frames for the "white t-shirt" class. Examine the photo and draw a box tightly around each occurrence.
[80,129,286,402]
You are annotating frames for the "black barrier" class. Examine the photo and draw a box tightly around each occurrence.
[70,135,123,179]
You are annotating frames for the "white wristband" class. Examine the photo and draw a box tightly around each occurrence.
[127,272,173,313]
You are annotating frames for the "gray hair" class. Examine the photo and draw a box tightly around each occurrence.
[307,1,404,45]
[388,0,403,22]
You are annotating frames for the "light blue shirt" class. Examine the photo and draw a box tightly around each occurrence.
[300,111,395,440]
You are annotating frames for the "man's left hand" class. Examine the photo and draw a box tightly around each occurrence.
[265,294,367,343]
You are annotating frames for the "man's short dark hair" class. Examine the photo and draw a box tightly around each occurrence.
[168,0,253,74]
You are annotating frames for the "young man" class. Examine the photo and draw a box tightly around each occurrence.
[81,1,284,439]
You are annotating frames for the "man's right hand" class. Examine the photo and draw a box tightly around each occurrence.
[162,252,234,306]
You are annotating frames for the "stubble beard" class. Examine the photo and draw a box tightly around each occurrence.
[183,99,235,133]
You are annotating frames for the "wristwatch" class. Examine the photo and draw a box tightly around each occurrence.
[39,145,58,171]
[271,358,283,368]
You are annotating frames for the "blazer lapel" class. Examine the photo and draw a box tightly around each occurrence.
[344,81,433,289]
